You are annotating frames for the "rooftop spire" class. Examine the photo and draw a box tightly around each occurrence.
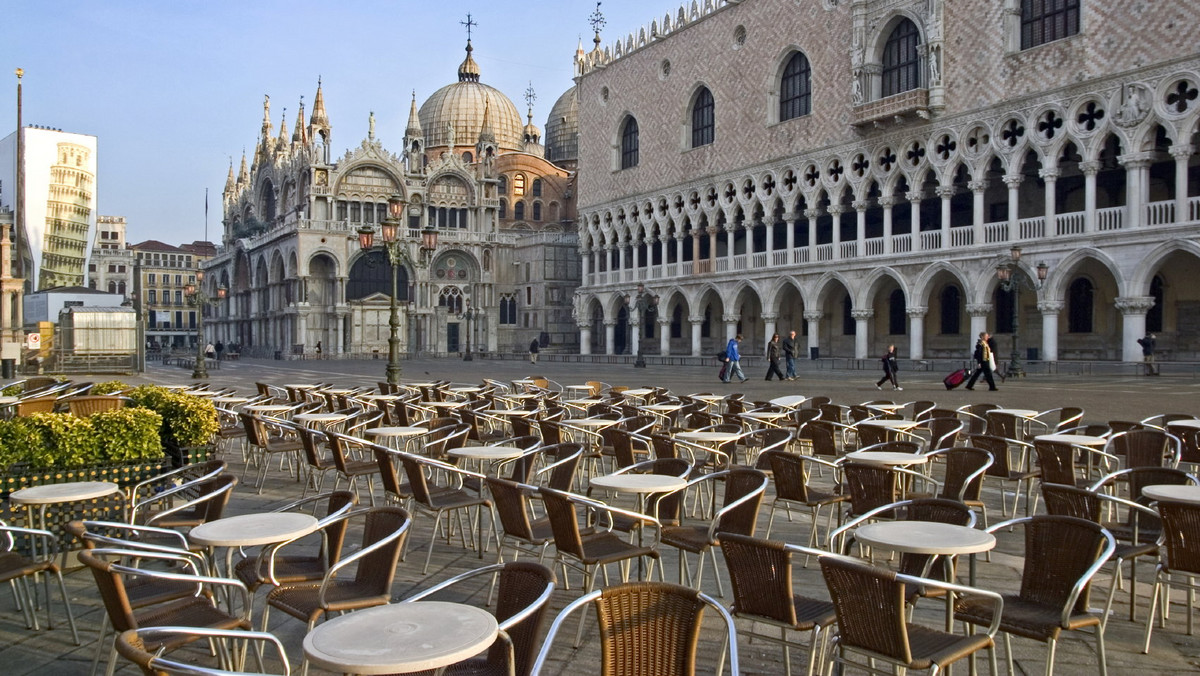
[237,149,248,183]
[224,161,235,193]
[293,96,307,144]
[278,107,289,143]
[309,77,329,128]
[260,94,273,141]
[405,90,423,137]
[478,96,495,143]
[589,2,605,50]
[458,13,481,83]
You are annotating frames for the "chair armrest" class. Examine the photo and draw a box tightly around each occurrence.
[895,572,1005,637]
[318,513,411,607]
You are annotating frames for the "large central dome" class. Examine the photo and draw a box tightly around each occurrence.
[419,41,524,152]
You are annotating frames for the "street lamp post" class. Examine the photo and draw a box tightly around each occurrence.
[184,269,226,380]
[358,195,438,386]
[994,246,1049,379]
[459,301,483,361]
[631,283,658,368]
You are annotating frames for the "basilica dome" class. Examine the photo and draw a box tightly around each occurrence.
[544,85,578,164]
[419,41,524,152]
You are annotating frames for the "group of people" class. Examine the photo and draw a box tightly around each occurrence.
[721,331,801,383]
[203,341,230,360]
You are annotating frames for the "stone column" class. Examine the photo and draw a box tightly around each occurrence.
[805,208,821,260]
[966,303,992,352]
[783,212,796,254]
[879,197,895,254]
[629,309,641,358]
[708,226,720,263]
[1171,145,1194,224]
[851,309,874,359]
[762,312,778,353]
[722,313,739,343]
[1039,168,1060,235]
[1003,175,1023,241]
[725,224,736,265]
[1121,155,1152,228]
[804,310,823,360]
[1037,300,1063,362]
[578,323,592,355]
[852,200,868,249]
[907,306,928,360]
[689,314,704,356]
[628,238,638,275]
[580,248,591,285]
[936,185,955,249]
[968,180,988,244]
[1079,161,1100,233]
[1115,296,1156,362]
[603,319,616,356]
[658,316,671,355]
[593,249,602,277]
[906,190,923,240]
[828,205,845,259]
[765,218,775,260]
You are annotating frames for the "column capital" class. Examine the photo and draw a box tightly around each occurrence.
[827,205,847,217]
[1170,144,1195,160]
[576,322,591,331]
[1114,295,1156,313]
[688,314,706,323]
[851,200,871,212]
[803,208,823,220]
[1078,160,1102,175]
[966,303,993,317]
[803,310,824,322]
[602,319,618,327]
[1118,152,1155,168]
[761,312,779,322]
[1002,175,1023,189]
[905,191,925,203]
[657,315,671,326]
[967,180,990,193]
[782,211,799,222]
[935,186,957,199]
[850,309,875,320]
[722,313,741,323]
[1038,168,1061,181]
[905,306,929,318]
[877,196,897,208]
[706,225,720,236]
[1037,300,1064,314]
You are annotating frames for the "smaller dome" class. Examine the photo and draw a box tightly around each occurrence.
[545,85,579,164]
[458,40,481,83]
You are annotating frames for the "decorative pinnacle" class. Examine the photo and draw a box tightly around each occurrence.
[15,68,23,80]
[524,82,537,112]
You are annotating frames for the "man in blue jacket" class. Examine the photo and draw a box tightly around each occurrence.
[722,334,748,383]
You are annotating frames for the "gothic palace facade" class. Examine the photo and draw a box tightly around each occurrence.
[573,0,1200,364]
[205,41,580,358]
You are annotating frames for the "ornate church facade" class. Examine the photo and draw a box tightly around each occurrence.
[205,40,580,358]
[572,0,1200,365]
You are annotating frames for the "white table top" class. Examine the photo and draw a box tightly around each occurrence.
[855,521,996,556]
[591,474,687,494]
[769,395,808,408]
[565,398,605,406]
[482,409,536,416]
[642,403,683,412]
[449,446,527,461]
[562,418,620,428]
[511,379,536,385]
[992,408,1040,418]
[10,481,121,505]
[620,388,655,397]
[323,388,355,395]
[367,426,427,438]
[1143,484,1200,505]
[189,512,319,548]
[865,403,906,413]
[449,386,483,393]
[245,404,294,413]
[741,411,788,420]
[361,394,402,401]
[293,413,349,423]
[284,384,319,389]
[676,431,741,443]
[1167,419,1200,430]
[688,393,725,402]
[1035,433,1107,446]
[0,396,19,405]
[304,601,498,675]
[564,384,596,393]
[858,419,922,429]
[212,396,250,404]
[843,451,929,466]
[405,382,440,388]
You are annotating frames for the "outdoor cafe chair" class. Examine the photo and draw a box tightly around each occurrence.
[1142,498,1200,653]
[116,626,290,676]
[968,433,1038,519]
[232,491,357,596]
[763,451,847,547]
[0,521,79,645]
[398,453,493,574]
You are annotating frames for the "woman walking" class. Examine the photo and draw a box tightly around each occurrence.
[765,334,785,381]
[875,344,901,391]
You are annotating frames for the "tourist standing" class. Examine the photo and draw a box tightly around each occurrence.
[1138,332,1159,375]
[782,330,798,380]
[765,334,785,381]
[529,338,540,364]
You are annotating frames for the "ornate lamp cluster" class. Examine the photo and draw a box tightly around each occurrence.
[184,269,226,380]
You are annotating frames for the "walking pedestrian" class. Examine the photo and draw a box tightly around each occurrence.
[965,331,998,391]
[765,334,785,381]
[529,338,540,364]
[782,330,798,380]
[722,334,747,383]
[875,344,901,391]
[204,342,215,359]
[215,340,224,361]
[1137,332,1159,375]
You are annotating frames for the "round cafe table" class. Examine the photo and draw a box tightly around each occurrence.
[11,481,123,560]
[189,512,319,578]
[842,451,928,467]
[293,412,350,429]
[769,395,808,409]
[1166,419,1200,431]
[448,445,527,462]
[304,601,498,675]
[366,426,428,452]
[1142,484,1200,505]
[1034,433,1107,447]
[992,408,1039,418]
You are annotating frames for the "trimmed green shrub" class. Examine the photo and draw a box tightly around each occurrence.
[91,408,163,463]
[91,380,129,395]
[17,412,101,469]
[126,385,219,448]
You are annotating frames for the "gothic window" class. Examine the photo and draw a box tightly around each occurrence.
[513,174,526,196]
[1067,277,1094,333]
[438,286,463,314]
[994,286,1015,334]
[532,202,542,221]
[514,201,525,221]
[499,199,507,219]
[532,178,542,197]
[499,295,517,325]
[621,116,639,169]
[498,175,508,195]
[691,87,714,148]
[939,285,961,334]
[1021,0,1079,49]
[888,289,907,335]
[1147,275,1164,332]
[882,18,920,97]
[779,51,812,121]
[842,295,856,335]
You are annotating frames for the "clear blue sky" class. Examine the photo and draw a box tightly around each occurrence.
[3,0,656,244]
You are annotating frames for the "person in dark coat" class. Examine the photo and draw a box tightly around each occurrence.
[782,330,798,380]
[529,338,540,364]
[765,334,785,381]
[1137,332,1158,376]
[965,331,998,391]
[875,344,901,391]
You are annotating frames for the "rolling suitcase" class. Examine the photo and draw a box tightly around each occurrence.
[943,368,969,390]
